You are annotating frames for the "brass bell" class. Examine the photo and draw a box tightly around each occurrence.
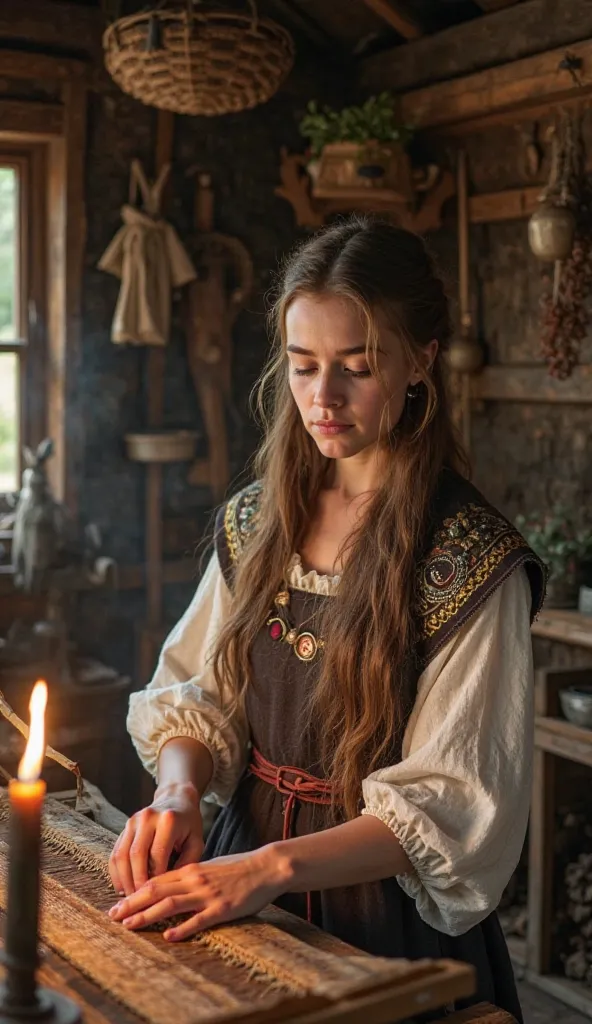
[444,323,481,376]
[528,203,576,262]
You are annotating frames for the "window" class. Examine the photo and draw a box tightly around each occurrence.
[0,146,46,497]
[0,163,21,492]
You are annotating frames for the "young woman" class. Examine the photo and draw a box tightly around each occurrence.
[109,217,545,1020]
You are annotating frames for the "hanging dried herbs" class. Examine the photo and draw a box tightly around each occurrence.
[538,113,592,380]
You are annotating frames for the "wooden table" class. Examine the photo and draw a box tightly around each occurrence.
[0,909,475,1024]
[0,795,476,1024]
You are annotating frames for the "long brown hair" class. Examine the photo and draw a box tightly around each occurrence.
[213,215,467,819]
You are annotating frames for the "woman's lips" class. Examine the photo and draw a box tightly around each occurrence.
[313,422,353,436]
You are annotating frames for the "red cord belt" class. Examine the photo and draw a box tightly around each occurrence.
[248,746,335,923]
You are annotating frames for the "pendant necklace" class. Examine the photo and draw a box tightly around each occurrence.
[267,589,324,663]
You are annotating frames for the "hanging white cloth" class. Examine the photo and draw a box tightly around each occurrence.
[98,160,196,346]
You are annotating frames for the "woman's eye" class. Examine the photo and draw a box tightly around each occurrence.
[291,367,315,376]
[345,368,372,378]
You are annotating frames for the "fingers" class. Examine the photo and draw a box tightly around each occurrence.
[109,874,187,921]
[109,822,136,897]
[164,904,230,942]
[149,810,177,877]
[108,834,125,896]
[173,837,205,869]
[121,894,202,931]
[129,810,156,891]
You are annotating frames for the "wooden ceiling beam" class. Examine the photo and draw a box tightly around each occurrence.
[359,0,423,40]
[474,0,523,10]
[0,0,103,60]
[360,0,592,95]
[265,0,333,48]
[399,36,592,133]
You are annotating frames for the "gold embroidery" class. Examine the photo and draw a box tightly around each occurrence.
[224,481,263,565]
[223,490,542,646]
[417,503,530,639]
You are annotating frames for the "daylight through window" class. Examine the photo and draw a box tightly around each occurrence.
[0,166,19,493]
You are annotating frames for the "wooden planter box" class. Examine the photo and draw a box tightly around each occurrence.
[311,141,414,204]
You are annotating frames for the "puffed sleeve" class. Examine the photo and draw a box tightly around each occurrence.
[127,552,249,806]
[361,568,533,937]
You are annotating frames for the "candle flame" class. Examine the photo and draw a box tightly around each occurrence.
[18,681,47,782]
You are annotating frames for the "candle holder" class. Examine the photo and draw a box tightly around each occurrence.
[0,978,81,1023]
[0,688,80,1023]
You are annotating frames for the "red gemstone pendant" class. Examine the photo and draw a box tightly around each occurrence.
[267,617,286,642]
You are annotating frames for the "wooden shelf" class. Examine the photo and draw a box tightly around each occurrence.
[535,716,592,769]
[519,972,592,1020]
[532,609,592,649]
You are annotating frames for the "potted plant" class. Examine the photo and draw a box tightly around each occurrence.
[299,93,414,201]
[515,506,592,609]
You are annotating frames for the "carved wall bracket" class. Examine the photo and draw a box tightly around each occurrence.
[275,147,455,233]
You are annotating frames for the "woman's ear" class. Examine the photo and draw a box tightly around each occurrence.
[409,339,439,385]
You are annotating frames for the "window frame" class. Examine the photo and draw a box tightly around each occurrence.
[0,142,47,499]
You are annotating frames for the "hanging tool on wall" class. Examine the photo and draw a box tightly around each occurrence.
[183,170,254,502]
[447,149,484,455]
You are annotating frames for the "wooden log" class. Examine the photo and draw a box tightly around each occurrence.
[0,49,88,81]
[474,0,523,9]
[397,38,592,133]
[0,100,63,137]
[361,0,592,94]
[358,0,422,39]
[471,366,592,404]
[469,186,539,224]
[0,1,103,60]
[265,0,333,48]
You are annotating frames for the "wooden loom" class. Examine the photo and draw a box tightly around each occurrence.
[0,795,475,1024]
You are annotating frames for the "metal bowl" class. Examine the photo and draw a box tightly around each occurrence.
[560,686,592,729]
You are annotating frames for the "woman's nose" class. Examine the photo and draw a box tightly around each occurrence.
[314,371,343,408]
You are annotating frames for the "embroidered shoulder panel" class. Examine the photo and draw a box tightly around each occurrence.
[223,480,263,567]
[417,501,546,662]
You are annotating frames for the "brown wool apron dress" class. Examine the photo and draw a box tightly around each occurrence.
[203,471,547,1021]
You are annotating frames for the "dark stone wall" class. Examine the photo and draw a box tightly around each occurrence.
[75,54,350,678]
[425,108,592,528]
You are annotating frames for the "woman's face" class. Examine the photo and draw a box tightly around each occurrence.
[286,293,435,461]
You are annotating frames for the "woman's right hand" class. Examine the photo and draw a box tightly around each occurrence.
[109,781,204,896]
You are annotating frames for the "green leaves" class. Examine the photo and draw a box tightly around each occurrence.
[515,505,592,578]
[299,93,413,158]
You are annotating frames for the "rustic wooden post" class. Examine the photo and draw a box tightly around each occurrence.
[138,109,175,691]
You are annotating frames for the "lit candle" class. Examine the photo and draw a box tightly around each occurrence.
[0,683,81,1023]
[2,680,47,1011]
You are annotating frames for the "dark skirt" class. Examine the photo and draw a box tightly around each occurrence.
[203,772,523,1022]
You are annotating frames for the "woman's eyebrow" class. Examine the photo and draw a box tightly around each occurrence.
[286,345,370,356]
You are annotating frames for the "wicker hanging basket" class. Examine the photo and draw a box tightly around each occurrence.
[103,1,295,117]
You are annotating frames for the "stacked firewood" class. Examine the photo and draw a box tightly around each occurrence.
[556,808,592,985]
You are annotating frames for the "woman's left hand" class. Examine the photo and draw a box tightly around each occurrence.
[107,846,292,942]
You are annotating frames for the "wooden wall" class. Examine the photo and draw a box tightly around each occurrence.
[60,28,351,679]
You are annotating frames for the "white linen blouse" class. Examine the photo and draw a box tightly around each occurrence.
[127,551,534,938]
